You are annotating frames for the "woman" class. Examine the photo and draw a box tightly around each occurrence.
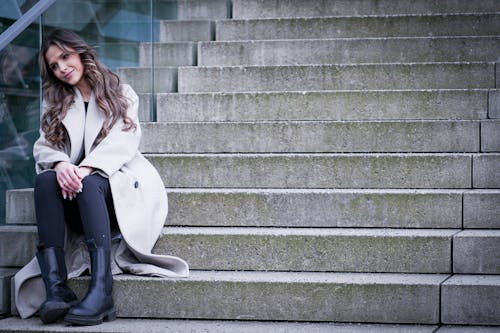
[13,29,189,326]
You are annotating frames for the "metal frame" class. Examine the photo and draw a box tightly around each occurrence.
[0,0,57,51]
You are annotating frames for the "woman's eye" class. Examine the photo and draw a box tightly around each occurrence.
[50,64,57,71]
[62,53,68,59]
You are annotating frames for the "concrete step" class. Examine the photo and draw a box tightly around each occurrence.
[442,275,500,325]
[176,0,229,20]
[482,120,500,152]
[437,327,500,333]
[153,227,457,273]
[473,154,500,188]
[139,42,197,67]
[7,188,471,229]
[118,67,177,93]
[453,230,500,274]
[140,120,480,153]
[232,0,500,19]
[178,63,495,93]
[0,317,443,333]
[156,90,489,122]
[0,225,36,267]
[159,20,214,42]
[199,37,500,66]
[0,268,17,316]
[146,153,472,189]
[0,225,457,273]
[216,13,500,40]
[65,271,447,323]
[464,190,500,229]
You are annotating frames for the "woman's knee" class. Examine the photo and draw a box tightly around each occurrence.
[79,174,110,196]
[34,171,58,191]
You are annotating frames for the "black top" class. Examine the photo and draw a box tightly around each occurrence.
[84,101,89,112]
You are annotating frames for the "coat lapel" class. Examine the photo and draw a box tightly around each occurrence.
[84,92,105,155]
[61,90,85,163]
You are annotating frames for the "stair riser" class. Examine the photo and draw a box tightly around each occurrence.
[177,0,229,20]
[232,0,500,18]
[453,231,500,274]
[159,20,214,42]
[154,231,454,273]
[147,154,472,189]
[0,227,455,273]
[463,191,500,229]
[0,227,37,267]
[68,274,445,323]
[140,121,480,153]
[199,38,500,66]
[442,276,500,325]
[118,67,177,93]
[473,155,500,188]
[157,90,488,122]
[6,189,465,229]
[179,63,495,93]
[482,121,500,152]
[139,43,197,67]
[217,14,500,40]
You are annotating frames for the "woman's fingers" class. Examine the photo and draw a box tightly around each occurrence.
[55,162,82,192]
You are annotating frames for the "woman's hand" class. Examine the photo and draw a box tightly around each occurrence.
[54,161,82,199]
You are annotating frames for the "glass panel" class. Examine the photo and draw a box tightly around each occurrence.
[41,0,155,126]
[0,0,42,32]
[0,19,40,225]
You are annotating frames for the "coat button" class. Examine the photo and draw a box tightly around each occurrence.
[134,181,139,188]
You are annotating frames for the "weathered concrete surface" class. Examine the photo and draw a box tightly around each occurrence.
[437,326,500,333]
[489,90,500,118]
[0,268,17,316]
[217,14,500,40]
[140,120,479,153]
[5,188,464,228]
[166,189,463,228]
[6,189,34,225]
[67,272,447,323]
[118,67,177,93]
[442,275,500,325]
[473,154,500,188]
[177,0,229,19]
[159,20,214,42]
[0,226,37,267]
[139,42,197,66]
[178,63,495,93]
[157,90,488,122]
[147,153,472,189]
[137,93,151,122]
[464,190,500,229]
[481,120,500,152]
[232,0,500,18]
[199,37,500,66]
[154,227,456,273]
[0,317,440,333]
[453,230,500,274]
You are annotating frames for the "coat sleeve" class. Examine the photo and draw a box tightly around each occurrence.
[32,101,70,173]
[79,84,142,177]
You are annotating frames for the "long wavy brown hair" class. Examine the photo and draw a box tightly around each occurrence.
[39,29,136,148]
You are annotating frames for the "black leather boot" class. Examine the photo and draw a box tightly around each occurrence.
[64,240,116,326]
[36,245,78,324]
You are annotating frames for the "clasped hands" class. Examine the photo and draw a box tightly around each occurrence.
[54,161,94,200]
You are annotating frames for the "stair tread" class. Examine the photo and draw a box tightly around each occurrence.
[0,317,441,333]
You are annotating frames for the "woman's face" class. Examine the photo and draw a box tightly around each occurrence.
[45,44,85,88]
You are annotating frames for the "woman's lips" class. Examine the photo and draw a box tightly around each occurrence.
[64,70,74,80]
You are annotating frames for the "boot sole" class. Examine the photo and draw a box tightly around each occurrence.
[39,301,71,324]
[64,307,116,326]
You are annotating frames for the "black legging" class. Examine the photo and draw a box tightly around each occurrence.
[34,171,118,249]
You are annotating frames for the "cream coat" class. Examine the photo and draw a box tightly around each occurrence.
[14,84,189,318]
